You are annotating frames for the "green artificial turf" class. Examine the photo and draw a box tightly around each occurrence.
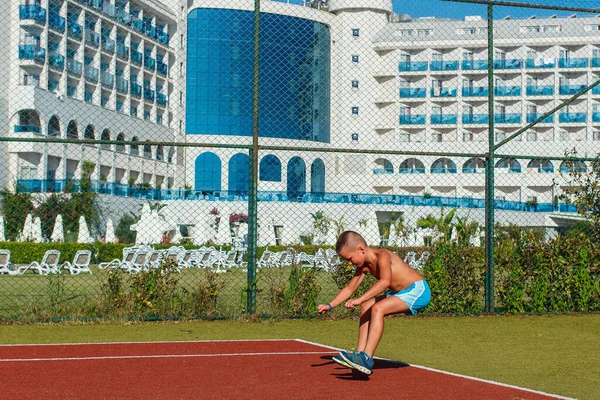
[1,314,598,399]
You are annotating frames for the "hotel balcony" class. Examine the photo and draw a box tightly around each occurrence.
[559,112,586,123]
[525,58,556,69]
[495,113,521,124]
[48,13,65,32]
[116,44,129,60]
[131,50,143,66]
[462,87,488,97]
[19,5,46,24]
[48,53,65,70]
[67,21,83,40]
[493,59,522,69]
[526,114,554,124]
[398,61,428,72]
[157,93,167,106]
[593,58,600,68]
[102,37,115,54]
[116,77,128,93]
[101,71,114,88]
[399,114,426,125]
[131,83,142,97]
[431,114,457,124]
[399,88,426,98]
[430,87,457,97]
[144,56,156,71]
[592,112,600,123]
[462,60,488,70]
[526,85,554,96]
[559,84,587,95]
[494,86,521,96]
[14,125,41,133]
[157,62,168,76]
[558,58,589,68]
[462,114,489,124]
[84,65,98,82]
[67,59,82,75]
[86,31,100,48]
[143,87,155,102]
[430,60,459,71]
[18,45,46,63]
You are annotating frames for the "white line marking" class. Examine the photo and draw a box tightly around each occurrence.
[294,339,574,400]
[0,339,299,347]
[0,350,337,363]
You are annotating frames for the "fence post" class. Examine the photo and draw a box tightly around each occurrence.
[484,3,495,313]
[246,0,261,315]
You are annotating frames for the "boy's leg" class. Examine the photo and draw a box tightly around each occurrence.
[363,296,409,357]
[356,296,385,352]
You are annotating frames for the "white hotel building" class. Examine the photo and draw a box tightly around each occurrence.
[2,0,599,243]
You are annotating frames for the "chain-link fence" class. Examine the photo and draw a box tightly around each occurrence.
[0,0,599,321]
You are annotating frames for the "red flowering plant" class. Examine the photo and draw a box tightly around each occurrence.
[229,213,248,224]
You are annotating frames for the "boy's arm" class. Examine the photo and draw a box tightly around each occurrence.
[346,252,392,307]
[317,267,366,314]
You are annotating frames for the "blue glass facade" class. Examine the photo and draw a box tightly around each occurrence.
[186,8,331,142]
[229,153,250,194]
[195,152,221,192]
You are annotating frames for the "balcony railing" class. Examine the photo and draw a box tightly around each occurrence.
[116,44,129,59]
[431,114,457,124]
[131,50,143,65]
[131,83,142,97]
[157,93,167,106]
[399,114,426,124]
[526,85,554,96]
[494,86,521,96]
[526,114,554,123]
[157,62,168,75]
[430,87,457,97]
[18,45,46,62]
[493,59,522,69]
[559,112,586,123]
[19,5,46,23]
[48,13,65,31]
[86,31,100,47]
[116,77,128,93]
[68,21,83,40]
[398,61,427,72]
[525,58,556,69]
[84,65,98,82]
[143,88,155,101]
[593,58,600,68]
[461,60,488,70]
[101,71,114,87]
[429,60,459,71]
[462,86,488,97]
[48,52,65,70]
[157,30,169,45]
[559,84,587,95]
[102,37,115,53]
[144,56,156,70]
[399,88,426,98]
[495,113,521,124]
[67,59,82,75]
[593,112,600,122]
[373,169,394,175]
[462,114,489,124]
[399,168,426,174]
[431,167,458,174]
[558,58,589,68]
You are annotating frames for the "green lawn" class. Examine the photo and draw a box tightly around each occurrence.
[0,314,597,399]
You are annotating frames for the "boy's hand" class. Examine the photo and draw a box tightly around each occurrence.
[317,304,331,315]
[345,298,362,308]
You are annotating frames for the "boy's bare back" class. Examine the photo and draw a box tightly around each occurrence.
[360,248,424,293]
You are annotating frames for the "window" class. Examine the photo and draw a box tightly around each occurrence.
[559,130,570,141]
[495,132,506,142]
[432,133,443,142]
[459,27,477,35]
[417,29,432,36]
[23,73,40,86]
[351,133,359,142]
[144,110,151,120]
[67,86,77,97]
[130,105,138,117]
[593,130,600,141]
[351,107,359,115]
[352,80,359,89]
[352,55,359,63]
[352,28,360,37]
[526,131,537,142]
[463,131,474,142]
[85,91,93,103]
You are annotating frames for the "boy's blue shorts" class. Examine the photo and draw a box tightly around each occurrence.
[386,280,431,314]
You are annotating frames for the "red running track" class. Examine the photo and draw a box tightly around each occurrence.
[0,339,571,400]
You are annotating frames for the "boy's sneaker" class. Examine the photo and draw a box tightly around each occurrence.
[340,350,374,375]
[332,354,352,368]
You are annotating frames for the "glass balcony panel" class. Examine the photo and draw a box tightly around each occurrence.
[462,86,488,97]
[48,52,65,70]
[131,50,143,65]
[494,86,521,96]
[558,58,589,68]
[398,61,427,71]
[559,112,586,123]
[399,114,426,124]
[157,62,168,75]
[429,60,459,71]
[495,113,521,123]
[68,21,83,40]
[18,45,46,62]
[117,44,129,59]
[14,125,41,133]
[461,60,488,70]
[525,58,555,68]
[48,13,65,31]
[101,72,114,87]
[431,168,457,174]
[131,83,142,97]
[373,169,394,175]
[102,37,115,53]
[431,114,457,124]
[462,114,489,124]
[67,59,82,75]
[399,88,426,98]
[144,56,155,70]
[526,85,554,96]
[116,77,128,93]
[157,93,167,106]
[430,87,457,97]
[526,114,554,123]
[399,168,426,174]
[84,65,98,82]
[143,87,155,101]
[593,58,600,68]
[559,84,587,95]
[493,59,522,69]
[86,31,100,47]
[593,112,600,122]
[19,5,46,23]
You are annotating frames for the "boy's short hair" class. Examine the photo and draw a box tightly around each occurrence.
[336,231,367,253]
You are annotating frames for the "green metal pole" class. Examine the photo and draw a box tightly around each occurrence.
[246,0,260,315]
[484,4,495,313]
